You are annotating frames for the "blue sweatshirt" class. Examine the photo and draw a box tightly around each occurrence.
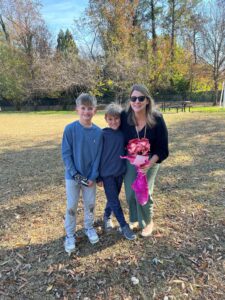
[62,121,103,180]
[99,128,126,178]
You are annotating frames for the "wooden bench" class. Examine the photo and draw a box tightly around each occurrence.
[161,101,193,112]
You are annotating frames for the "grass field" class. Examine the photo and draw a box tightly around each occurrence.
[0,111,225,299]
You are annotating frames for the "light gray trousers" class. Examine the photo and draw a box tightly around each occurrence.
[64,179,96,238]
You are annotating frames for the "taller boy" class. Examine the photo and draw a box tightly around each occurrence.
[62,93,102,253]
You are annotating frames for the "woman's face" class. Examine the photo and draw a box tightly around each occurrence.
[130,90,149,114]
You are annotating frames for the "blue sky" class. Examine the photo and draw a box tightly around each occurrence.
[40,0,89,39]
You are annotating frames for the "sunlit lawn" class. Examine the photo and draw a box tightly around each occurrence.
[0,111,225,299]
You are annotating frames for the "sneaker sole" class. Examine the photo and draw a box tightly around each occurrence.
[119,228,137,240]
[84,229,99,244]
[89,237,99,244]
[141,232,152,237]
[65,247,76,253]
[124,235,136,241]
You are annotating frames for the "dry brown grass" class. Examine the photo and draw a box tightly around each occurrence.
[0,111,225,299]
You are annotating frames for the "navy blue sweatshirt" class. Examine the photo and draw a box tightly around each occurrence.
[99,128,126,178]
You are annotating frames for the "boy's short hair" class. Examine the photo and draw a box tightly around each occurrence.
[105,103,122,117]
[76,93,97,107]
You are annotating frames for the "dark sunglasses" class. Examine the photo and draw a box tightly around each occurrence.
[130,96,146,102]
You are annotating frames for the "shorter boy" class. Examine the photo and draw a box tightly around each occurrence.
[98,103,136,240]
[62,93,103,253]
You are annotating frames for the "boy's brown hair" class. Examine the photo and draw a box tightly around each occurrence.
[105,103,122,118]
[76,93,97,107]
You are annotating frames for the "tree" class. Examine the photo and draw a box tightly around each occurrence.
[84,0,143,99]
[162,0,201,61]
[56,29,78,56]
[0,0,51,105]
[136,0,163,54]
[198,0,225,104]
[0,13,10,42]
[0,41,30,108]
[181,12,204,64]
[0,0,51,58]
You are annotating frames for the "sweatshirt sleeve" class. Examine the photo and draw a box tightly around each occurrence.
[61,125,77,177]
[153,115,169,163]
[88,132,103,181]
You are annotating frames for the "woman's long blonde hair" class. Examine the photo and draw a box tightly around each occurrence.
[126,84,157,128]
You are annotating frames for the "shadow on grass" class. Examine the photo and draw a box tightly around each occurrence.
[0,141,64,204]
[1,214,224,299]
[159,117,225,207]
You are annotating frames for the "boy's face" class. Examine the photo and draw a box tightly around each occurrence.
[105,114,121,130]
[76,104,96,124]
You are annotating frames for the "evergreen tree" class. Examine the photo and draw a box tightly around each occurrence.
[56,29,78,55]
[56,29,65,52]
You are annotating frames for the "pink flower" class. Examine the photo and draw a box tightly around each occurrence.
[127,138,150,156]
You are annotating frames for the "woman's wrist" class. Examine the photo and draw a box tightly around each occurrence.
[150,154,159,165]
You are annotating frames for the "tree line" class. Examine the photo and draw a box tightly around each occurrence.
[0,0,225,109]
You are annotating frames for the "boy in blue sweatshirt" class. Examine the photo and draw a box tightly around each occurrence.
[62,93,103,254]
[98,103,136,240]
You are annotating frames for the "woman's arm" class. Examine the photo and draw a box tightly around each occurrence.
[152,114,169,163]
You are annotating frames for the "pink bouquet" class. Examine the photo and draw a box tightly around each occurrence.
[121,138,150,206]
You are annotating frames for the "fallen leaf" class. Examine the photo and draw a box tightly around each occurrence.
[18,283,27,291]
[214,234,219,241]
[46,285,53,292]
[131,276,139,285]
[15,243,28,247]
[0,260,10,266]
[16,253,24,260]
[172,280,184,283]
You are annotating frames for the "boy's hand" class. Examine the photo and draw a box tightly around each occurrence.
[74,174,89,186]
[97,181,103,187]
[88,180,94,187]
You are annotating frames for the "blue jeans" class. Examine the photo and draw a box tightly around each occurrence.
[64,179,96,238]
[103,175,127,228]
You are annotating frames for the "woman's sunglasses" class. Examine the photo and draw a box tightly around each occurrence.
[130,96,146,102]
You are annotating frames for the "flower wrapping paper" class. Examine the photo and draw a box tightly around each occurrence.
[121,138,150,206]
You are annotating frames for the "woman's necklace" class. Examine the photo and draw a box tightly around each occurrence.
[135,125,146,139]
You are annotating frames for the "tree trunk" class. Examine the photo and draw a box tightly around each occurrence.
[0,14,10,43]
[170,0,175,61]
[214,82,219,105]
[193,29,197,64]
[151,0,157,55]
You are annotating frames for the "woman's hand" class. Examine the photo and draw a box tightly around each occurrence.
[139,161,151,173]
[139,154,159,173]
[97,181,103,187]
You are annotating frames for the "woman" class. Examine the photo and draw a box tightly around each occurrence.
[120,84,169,237]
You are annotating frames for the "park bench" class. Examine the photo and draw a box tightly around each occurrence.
[161,101,193,113]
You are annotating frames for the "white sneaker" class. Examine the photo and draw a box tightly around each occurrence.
[104,217,114,231]
[64,236,76,253]
[85,228,99,244]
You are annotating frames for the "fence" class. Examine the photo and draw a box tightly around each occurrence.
[0,91,217,112]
